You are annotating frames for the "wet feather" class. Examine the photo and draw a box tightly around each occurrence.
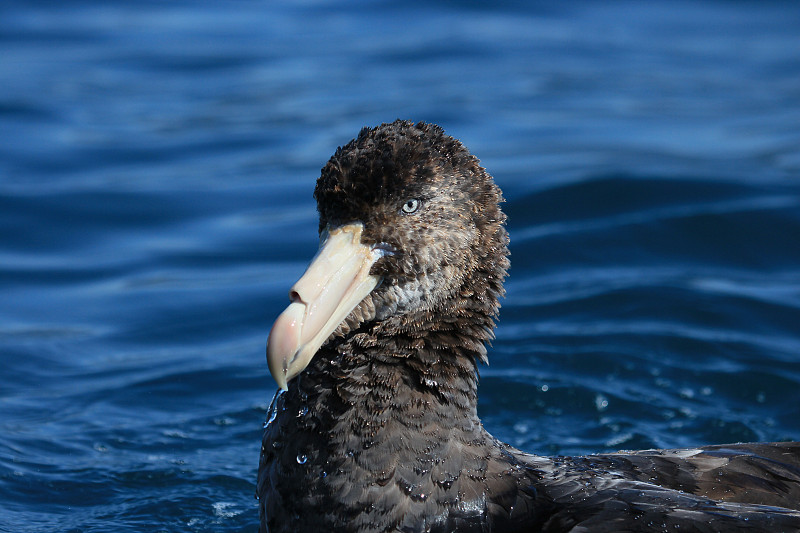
[258,120,800,533]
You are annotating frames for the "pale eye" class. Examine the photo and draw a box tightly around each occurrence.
[401,198,420,214]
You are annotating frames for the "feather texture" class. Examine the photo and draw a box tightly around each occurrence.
[258,121,800,532]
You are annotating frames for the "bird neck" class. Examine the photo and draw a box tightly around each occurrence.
[280,288,506,475]
[302,318,485,430]
[305,279,504,421]
[260,291,547,532]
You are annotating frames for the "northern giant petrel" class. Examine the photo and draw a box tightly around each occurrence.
[258,120,800,533]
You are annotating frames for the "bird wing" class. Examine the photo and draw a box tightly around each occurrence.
[596,441,800,510]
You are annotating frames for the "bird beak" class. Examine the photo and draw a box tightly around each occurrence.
[267,223,383,391]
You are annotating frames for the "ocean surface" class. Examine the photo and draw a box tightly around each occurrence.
[2,1,800,531]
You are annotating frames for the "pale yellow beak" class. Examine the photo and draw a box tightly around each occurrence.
[266,223,383,390]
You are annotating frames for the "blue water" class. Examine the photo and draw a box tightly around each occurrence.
[2,0,800,530]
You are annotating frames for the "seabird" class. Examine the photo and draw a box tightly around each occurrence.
[258,120,800,532]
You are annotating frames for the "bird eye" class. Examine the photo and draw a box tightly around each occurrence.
[401,198,420,214]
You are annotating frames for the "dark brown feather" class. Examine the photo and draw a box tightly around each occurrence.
[258,120,800,533]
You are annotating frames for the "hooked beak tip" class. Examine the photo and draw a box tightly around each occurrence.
[265,222,382,390]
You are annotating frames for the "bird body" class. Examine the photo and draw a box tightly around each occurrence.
[258,121,800,532]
